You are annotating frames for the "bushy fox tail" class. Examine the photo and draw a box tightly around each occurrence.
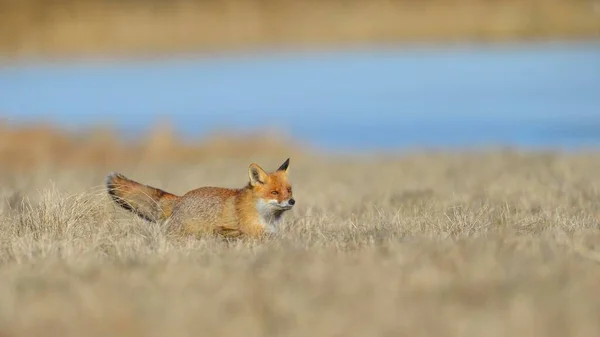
[105,172,179,222]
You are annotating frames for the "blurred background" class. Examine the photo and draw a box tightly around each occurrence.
[0,0,599,170]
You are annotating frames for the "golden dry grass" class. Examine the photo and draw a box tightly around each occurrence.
[1,124,600,336]
[1,0,600,59]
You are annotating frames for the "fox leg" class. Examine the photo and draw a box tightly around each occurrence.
[215,226,243,238]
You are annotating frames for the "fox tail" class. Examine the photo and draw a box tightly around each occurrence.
[105,172,179,222]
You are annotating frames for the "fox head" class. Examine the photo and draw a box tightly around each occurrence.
[248,158,295,212]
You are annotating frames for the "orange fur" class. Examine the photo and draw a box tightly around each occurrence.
[105,158,295,239]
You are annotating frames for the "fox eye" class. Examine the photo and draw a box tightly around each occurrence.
[287,187,292,193]
[271,190,279,195]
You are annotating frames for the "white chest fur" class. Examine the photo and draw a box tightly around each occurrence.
[256,199,283,233]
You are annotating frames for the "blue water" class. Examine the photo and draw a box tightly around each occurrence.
[1,41,599,152]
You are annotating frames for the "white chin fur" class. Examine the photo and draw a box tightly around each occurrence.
[257,199,291,233]
[266,199,292,210]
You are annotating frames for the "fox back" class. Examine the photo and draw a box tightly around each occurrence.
[105,158,295,238]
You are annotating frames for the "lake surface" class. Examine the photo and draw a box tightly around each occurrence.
[1,41,599,152]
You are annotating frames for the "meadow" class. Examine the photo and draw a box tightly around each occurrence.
[1,0,600,59]
[0,124,600,336]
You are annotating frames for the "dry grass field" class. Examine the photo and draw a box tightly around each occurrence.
[1,0,600,59]
[0,124,599,336]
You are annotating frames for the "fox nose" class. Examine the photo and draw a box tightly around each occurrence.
[289,198,295,206]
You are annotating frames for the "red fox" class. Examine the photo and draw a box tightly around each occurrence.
[105,158,295,238]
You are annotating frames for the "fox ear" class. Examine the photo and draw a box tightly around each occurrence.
[277,158,290,173]
[248,163,268,186]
